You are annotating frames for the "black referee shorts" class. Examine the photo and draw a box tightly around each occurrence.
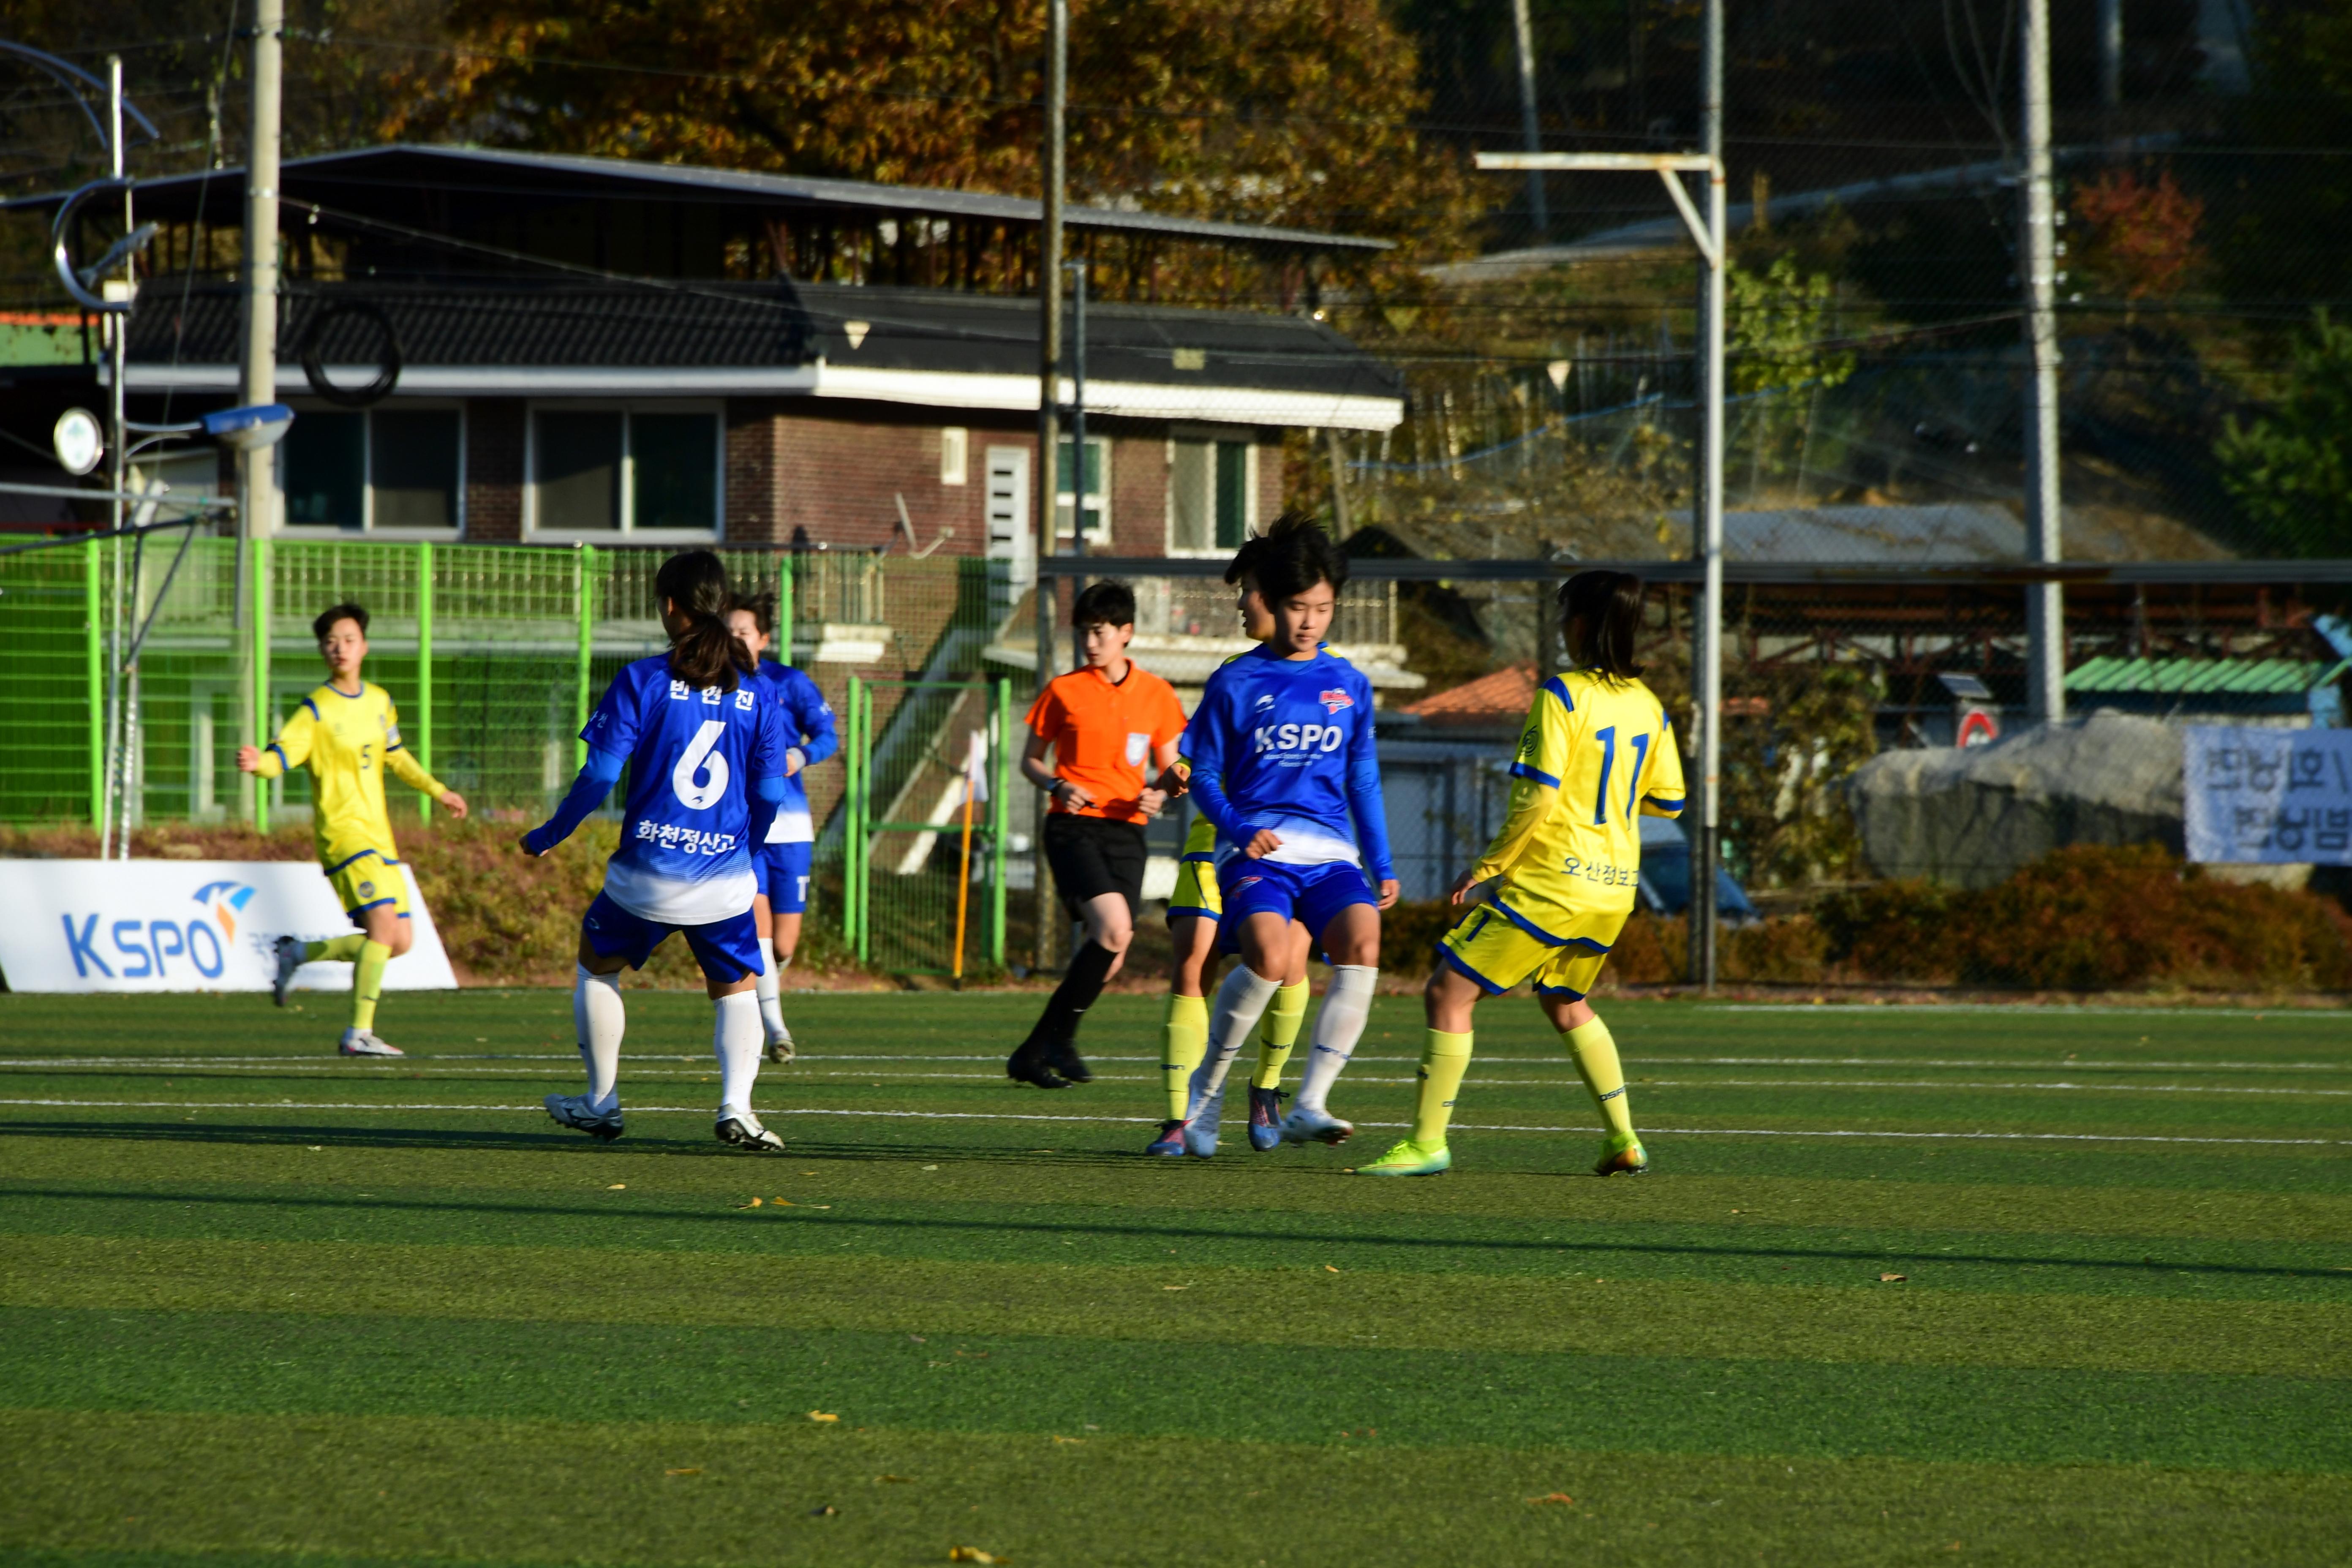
[1042,813,1148,923]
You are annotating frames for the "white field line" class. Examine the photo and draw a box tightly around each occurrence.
[1,1098,2344,1149]
[1706,1003,2351,1017]
[6,1053,2349,1074]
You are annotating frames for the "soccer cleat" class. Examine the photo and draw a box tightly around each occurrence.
[1047,1037,1093,1086]
[1353,1138,1451,1177]
[338,1028,403,1057]
[1005,1041,1070,1090]
[716,1111,786,1154]
[1146,1119,1188,1157]
[270,935,302,1008]
[1594,1130,1650,1176]
[1247,1086,1288,1152]
[544,1092,624,1141]
[1183,1085,1226,1157]
[765,1029,796,1066]
[1279,1105,1354,1146]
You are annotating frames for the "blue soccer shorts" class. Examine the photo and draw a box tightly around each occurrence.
[580,890,763,984]
[758,841,813,915]
[1216,858,1376,947]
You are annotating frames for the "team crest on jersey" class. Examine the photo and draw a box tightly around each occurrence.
[1318,689,1353,714]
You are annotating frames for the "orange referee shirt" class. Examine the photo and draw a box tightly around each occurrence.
[1026,662,1187,824]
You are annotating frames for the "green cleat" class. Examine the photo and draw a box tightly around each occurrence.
[1352,1138,1452,1177]
[1594,1130,1649,1176]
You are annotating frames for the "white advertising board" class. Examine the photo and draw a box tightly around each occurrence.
[0,859,458,994]
[2183,726,2352,865]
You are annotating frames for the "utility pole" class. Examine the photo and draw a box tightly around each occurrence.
[239,0,285,829]
[2098,0,2123,112]
[1031,0,1068,975]
[101,57,131,857]
[1510,0,1549,240]
[1688,0,1726,991]
[2020,0,2066,723]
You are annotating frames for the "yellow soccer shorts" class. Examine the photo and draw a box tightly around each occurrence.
[1166,854,1222,923]
[325,847,413,924]
[1438,897,1629,1001]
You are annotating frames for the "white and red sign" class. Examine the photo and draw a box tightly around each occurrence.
[0,859,457,994]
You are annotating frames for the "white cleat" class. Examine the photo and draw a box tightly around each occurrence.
[716,1111,785,1154]
[271,935,303,1008]
[765,1029,795,1066]
[1182,1085,1225,1157]
[545,1092,624,1141]
[338,1028,403,1057]
[1279,1105,1355,1146]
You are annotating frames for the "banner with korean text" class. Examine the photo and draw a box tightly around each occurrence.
[2182,727,2352,865]
[0,860,458,994]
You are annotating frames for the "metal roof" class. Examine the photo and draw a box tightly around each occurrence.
[12,143,1393,254]
[2064,656,2336,695]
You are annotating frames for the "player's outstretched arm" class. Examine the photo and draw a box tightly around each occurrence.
[520,748,625,857]
[384,742,468,819]
[237,703,316,779]
[1341,678,1399,905]
[791,672,840,771]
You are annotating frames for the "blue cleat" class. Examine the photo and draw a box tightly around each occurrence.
[1146,1119,1188,1157]
[1247,1086,1288,1152]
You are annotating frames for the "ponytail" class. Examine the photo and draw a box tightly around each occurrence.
[656,550,754,691]
[1559,569,1646,680]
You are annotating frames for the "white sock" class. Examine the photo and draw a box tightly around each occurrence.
[755,947,787,1040]
[713,991,762,1119]
[1185,964,1281,1125]
[573,964,626,1113]
[1295,964,1377,1115]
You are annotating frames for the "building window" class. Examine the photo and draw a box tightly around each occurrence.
[529,405,721,537]
[1055,434,1110,544]
[940,426,968,486]
[1168,437,1251,555]
[278,406,462,534]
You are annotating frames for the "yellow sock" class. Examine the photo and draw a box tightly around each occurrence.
[1411,1029,1474,1147]
[307,934,367,964]
[1251,978,1310,1090]
[1162,992,1208,1121]
[1563,1016,1636,1139]
[351,939,391,1034]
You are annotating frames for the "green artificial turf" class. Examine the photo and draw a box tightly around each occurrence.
[1,990,2347,1565]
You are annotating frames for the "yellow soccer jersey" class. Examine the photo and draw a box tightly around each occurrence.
[253,680,446,868]
[1474,669,1685,929]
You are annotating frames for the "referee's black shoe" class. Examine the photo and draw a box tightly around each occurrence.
[1048,1037,1093,1085]
[1006,1040,1070,1089]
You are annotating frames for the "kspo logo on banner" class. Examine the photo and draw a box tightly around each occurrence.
[0,860,457,994]
[58,877,256,980]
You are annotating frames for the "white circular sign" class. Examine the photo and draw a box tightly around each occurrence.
[53,408,103,476]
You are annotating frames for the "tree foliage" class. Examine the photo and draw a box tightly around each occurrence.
[1726,254,1854,476]
[2214,310,2352,557]
[2069,164,2205,304]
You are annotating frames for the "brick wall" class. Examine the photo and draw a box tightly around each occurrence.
[1254,429,1285,529]
[1105,430,1167,555]
[463,399,524,541]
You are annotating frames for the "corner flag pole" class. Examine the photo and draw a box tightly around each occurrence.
[951,726,983,989]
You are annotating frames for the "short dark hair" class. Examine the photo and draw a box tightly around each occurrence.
[1559,569,1647,679]
[313,603,368,640]
[1222,534,1267,586]
[1252,512,1348,605]
[1072,579,1137,629]
[734,588,778,637]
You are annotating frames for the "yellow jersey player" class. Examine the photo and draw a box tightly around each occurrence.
[1152,530,1315,1157]
[1357,569,1684,1178]
[238,602,468,1056]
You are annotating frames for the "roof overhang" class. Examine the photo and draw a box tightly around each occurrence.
[111,359,1405,431]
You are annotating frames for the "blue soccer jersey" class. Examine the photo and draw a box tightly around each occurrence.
[755,660,838,845]
[1185,644,1395,881]
[578,656,787,924]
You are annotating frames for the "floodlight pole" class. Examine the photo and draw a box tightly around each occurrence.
[2020,0,2066,724]
[240,0,285,832]
[1032,0,1068,975]
[1474,146,1726,991]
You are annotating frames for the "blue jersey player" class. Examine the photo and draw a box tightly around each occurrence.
[1176,516,1398,1156]
[521,551,792,1154]
[728,594,838,1063]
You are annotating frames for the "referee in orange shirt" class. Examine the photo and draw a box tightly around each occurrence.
[1009,580,1188,1089]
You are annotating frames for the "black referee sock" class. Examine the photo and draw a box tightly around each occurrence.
[1030,941,1118,1065]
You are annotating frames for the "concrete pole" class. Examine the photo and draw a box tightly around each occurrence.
[101,57,129,857]
[1510,0,1549,240]
[1689,0,1725,991]
[1032,0,1068,974]
[239,0,284,828]
[2021,0,2067,723]
[2099,0,2123,111]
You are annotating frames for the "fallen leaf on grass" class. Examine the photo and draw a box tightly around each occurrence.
[664,1468,702,1476]
[1880,1273,1907,1283]
[948,1549,1006,1565]
[1162,1285,1187,1292]
[921,1164,939,1171]
[736,1198,763,1209]
[1526,1493,1576,1506]
[606,1184,626,1191]
[808,1505,838,1517]
[307,1146,323,1152]
[1324,1265,1341,1274]
[1051,1435,1084,1445]
[876,1475,914,1484]
[773,1198,795,1206]
[808,1411,840,1423]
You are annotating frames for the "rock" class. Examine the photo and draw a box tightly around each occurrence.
[1846,713,2183,887]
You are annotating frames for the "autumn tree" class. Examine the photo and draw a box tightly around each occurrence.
[2068,164,2205,307]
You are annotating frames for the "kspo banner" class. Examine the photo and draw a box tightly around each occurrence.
[0,860,459,994]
